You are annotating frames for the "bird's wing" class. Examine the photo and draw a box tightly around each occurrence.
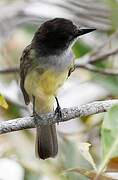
[20,44,32,105]
[68,50,75,78]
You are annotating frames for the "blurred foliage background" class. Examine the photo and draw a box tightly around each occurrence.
[0,0,118,180]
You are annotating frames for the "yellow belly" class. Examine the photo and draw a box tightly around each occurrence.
[24,68,68,113]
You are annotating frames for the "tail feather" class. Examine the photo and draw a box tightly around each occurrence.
[36,125,58,159]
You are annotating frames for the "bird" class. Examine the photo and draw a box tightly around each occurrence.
[20,18,95,160]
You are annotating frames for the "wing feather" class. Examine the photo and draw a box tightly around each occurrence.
[20,44,32,105]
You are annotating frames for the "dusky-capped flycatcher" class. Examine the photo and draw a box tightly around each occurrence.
[20,18,95,159]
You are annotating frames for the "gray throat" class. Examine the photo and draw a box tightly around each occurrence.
[36,49,74,71]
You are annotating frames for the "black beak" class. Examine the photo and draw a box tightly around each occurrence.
[78,28,96,36]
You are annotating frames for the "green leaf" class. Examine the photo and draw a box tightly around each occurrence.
[100,105,118,173]
[0,95,8,109]
[101,105,118,156]
[73,40,91,58]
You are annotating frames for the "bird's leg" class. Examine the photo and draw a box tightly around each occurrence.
[32,95,37,117]
[54,96,62,124]
[32,95,42,127]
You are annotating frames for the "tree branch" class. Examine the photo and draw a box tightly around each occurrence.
[0,100,118,135]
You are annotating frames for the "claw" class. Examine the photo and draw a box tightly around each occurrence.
[55,97,62,124]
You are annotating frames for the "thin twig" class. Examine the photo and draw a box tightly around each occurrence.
[77,48,118,65]
[89,48,118,63]
[0,67,19,74]
[75,47,118,75]
[0,100,118,135]
[77,64,118,76]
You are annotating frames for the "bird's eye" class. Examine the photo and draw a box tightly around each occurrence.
[68,35,74,41]
[73,25,78,33]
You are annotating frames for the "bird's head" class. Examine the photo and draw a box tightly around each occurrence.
[32,18,95,55]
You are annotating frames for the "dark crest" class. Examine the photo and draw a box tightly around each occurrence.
[32,18,78,55]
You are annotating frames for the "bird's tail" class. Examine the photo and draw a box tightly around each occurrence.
[36,125,58,159]
[35,96,58,159]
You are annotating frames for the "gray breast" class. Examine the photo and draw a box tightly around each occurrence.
[37,49,74,71]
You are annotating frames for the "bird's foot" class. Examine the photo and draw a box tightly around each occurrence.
[54,97,62,124]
